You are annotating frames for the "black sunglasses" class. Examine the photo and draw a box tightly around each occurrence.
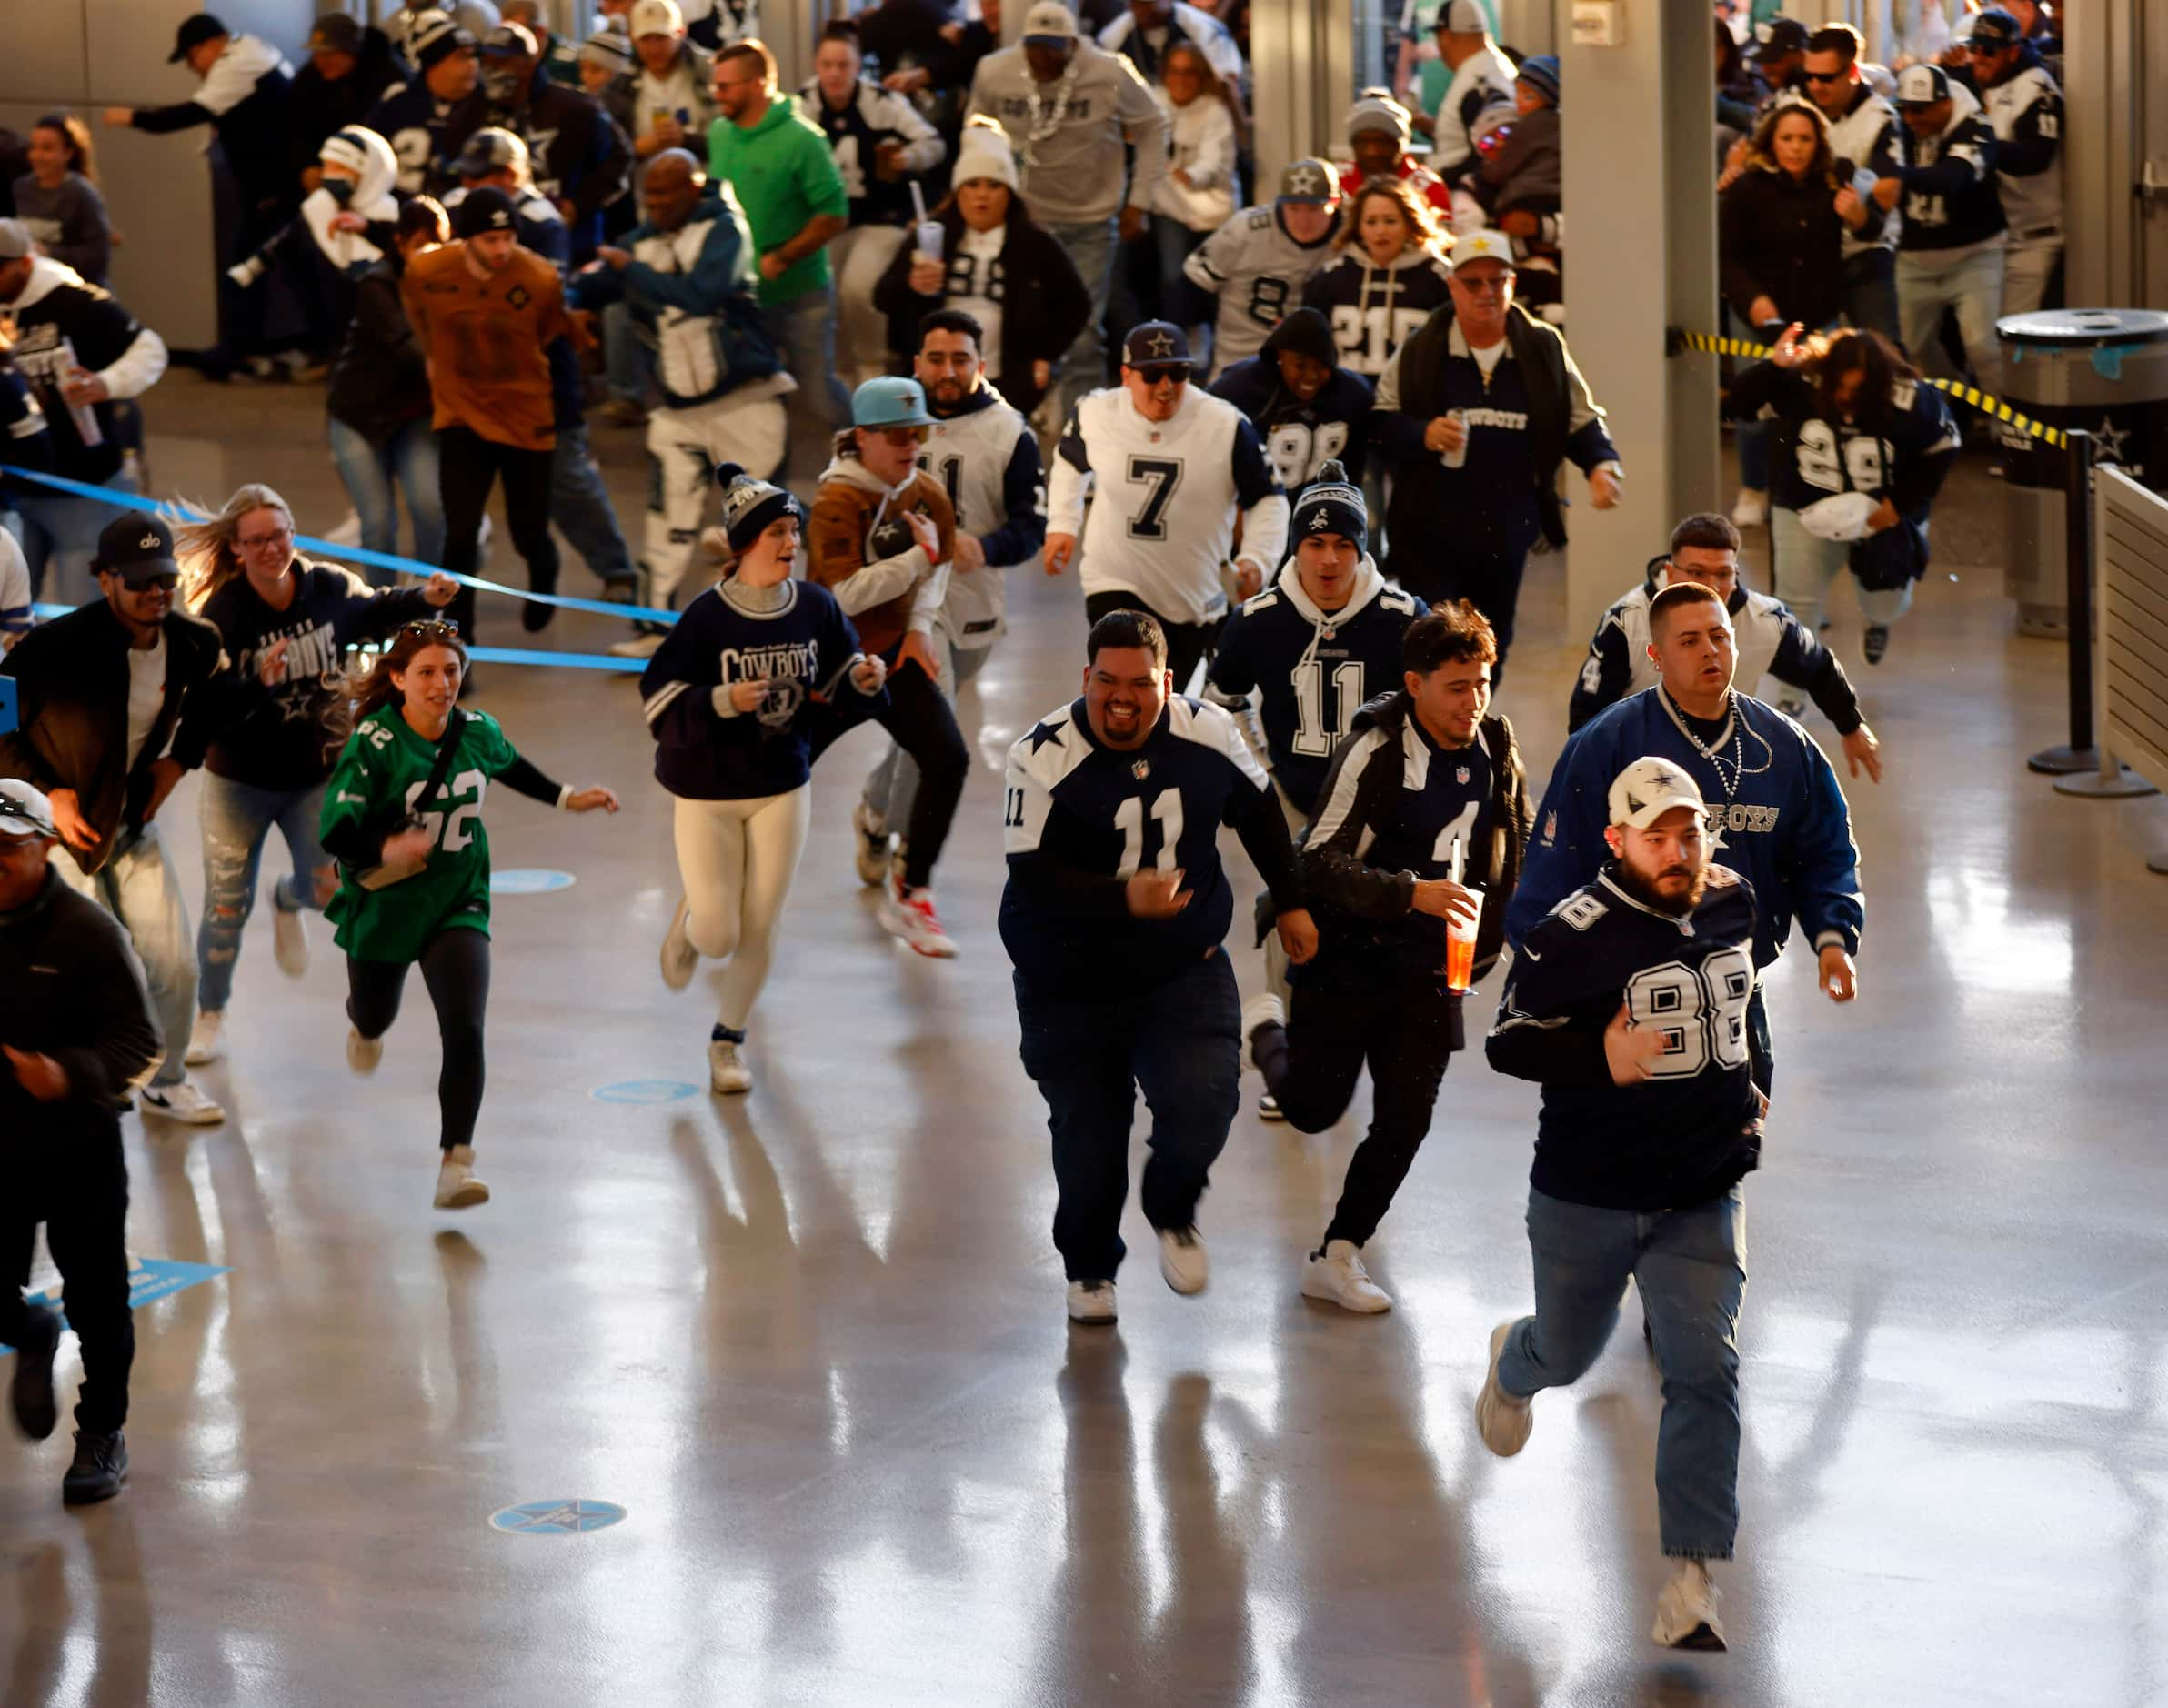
[123,572,180,593]
[1802,68,1847,82]
[400,620,463,644]
[1136,365,1190,387]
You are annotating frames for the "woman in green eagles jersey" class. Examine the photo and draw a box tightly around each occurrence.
[319,622,618,1209]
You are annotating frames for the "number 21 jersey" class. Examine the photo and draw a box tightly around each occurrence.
[322,708,526,962]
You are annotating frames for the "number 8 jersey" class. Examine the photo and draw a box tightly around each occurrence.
[321,708,528,963]
[1487,863,1765,1212]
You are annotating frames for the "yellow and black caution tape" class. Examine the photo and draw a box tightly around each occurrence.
[1667,327,2069,448]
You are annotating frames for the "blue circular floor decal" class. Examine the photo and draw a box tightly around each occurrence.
[590,1080,698,1106]
[490,1499,627,1535]
[490,869,577,895]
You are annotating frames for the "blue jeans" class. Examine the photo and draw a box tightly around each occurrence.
[1047,216,1119,419]
[1015,949,1240,1281]
[762,286,851,467]
[549,421,634,584]
[327,416,445,578]
[602,298,649,406]
[55,824,196,1088]
[1497,1185,1749,1561]
[9,463,146,608]
[196,773,331,1015]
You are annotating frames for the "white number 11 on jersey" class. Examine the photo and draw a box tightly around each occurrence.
[1114,789,1185,878]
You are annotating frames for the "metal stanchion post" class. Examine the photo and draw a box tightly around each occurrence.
[2029,429,2098,773]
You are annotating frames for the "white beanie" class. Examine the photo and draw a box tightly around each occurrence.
[953,120,1020,193]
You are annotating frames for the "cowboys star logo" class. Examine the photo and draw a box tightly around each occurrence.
[1144,330,1177,359]
[1285,164,1325,196]
[505,285,531,310]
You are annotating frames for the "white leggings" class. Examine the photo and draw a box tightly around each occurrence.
[673,787,813,1032]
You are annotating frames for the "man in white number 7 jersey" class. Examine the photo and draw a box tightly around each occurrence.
[1478,757,1764,1654]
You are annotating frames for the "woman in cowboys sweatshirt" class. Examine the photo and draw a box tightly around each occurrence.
[1300,177,1452,382]
[179,483,458,1066]
[640,467,888,1096]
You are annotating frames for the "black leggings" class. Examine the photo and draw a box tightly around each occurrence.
[810,646,969,891]
[346,929,492,1153]
[438,425,560,637]
[1085,590,1220,696]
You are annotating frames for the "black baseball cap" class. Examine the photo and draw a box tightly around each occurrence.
[481,21,539,56]
[1122,321,1193,369]
[95,515,181,584]
[1755,16,1809,60]
[308,13,365,54]
[168,12,228,62]
[1967,8,2022,50]
[453,185,518,239]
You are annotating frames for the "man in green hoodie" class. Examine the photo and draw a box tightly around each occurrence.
[708,37,851,472]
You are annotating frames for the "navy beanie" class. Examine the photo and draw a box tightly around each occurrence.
[716,464,801,553]
[1291,459,1366,553]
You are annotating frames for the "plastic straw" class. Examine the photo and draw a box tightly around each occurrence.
[1449,835,1463,887]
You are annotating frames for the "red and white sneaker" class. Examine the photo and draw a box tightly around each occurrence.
[878,876,957,959]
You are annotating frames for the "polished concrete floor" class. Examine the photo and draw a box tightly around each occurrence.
[5,374,2168,1707]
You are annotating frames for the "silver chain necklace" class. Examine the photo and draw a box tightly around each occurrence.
[1664,687,1744,807]
[1020,58,1081,164]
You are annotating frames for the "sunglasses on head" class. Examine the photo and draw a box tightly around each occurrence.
[1136,365,1190,387]
[400,619,463,645]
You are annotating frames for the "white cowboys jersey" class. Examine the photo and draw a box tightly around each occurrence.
[1183,204,1338,378]
[1586,582,1797,705]
[1981,64,2063,238]
[1049,386,1290,626]
[1821,87,1902,257]
[927,392,1041,650]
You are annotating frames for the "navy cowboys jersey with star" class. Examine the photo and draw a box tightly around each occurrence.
[1209,561,1424,814]
[1000,694,1273,982]
[1489,863,1764,1212]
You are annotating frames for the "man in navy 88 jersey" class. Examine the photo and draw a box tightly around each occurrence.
[1478,757,1762,1653]
[1002,610,1317,1325]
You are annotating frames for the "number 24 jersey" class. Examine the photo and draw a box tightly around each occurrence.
[1488,865,1764,1212]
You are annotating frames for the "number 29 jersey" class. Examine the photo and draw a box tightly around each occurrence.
[1487,864,1763,1212]
[999,694,1273,986]
[321,708,527,963]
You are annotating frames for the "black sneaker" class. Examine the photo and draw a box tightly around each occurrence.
[520,598,557,634]
[1862,624,1890,665]
[63,1429,128,1505]
[10,1303,62,1440]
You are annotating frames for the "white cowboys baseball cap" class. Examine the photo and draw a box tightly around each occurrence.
[1608,757,1708,831]
[1448,229,1517,270]
[1021,1,1079,42]
[0,779,59,840]
[1431,0,1489,34]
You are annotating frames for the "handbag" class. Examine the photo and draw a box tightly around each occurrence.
[353,709,466,891]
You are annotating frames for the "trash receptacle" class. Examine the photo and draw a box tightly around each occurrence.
[2001,308,2168,636]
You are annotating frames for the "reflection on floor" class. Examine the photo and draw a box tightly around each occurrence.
[4,374,2166,1704]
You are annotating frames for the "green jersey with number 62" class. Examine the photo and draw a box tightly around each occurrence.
[321,708,524,962]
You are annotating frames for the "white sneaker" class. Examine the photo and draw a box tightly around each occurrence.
[346,1027,383,1076]
[433,1144,491,1210]
[139,1080,225,1126]
[184,1010,225,1066]
[851,801,893,887]
[1301,1240,1392,1312]
[1475,1319,1534,1456]
[1158,1225,1209,1295]
[1652,1559,1727,1651]
[1730,487,1769,527]
[708,1036,751,1095]
[660,894,698,990]
[1240,992,1285,1073]
[878,879,958,959]
[1257,1093,1287,1122]
[1067,1280,1118,1323]
[272,899,309,977]
[607,631,666,659]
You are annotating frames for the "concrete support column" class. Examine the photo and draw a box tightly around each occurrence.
[2063,0,2139,307]
[1559,1,1720,642]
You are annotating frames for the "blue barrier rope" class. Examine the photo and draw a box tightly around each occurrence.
[2,462,683,625]
[30,602,645,674]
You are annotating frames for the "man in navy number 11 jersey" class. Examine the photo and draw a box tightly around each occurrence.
[1001,609,1318,1327]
